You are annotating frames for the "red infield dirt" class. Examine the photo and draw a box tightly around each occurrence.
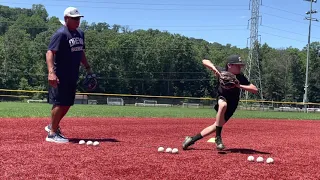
[1,117,320,180]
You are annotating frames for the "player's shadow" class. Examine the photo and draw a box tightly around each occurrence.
[68,138,120,144]
[219,148,270,155]
[185,148,213,151]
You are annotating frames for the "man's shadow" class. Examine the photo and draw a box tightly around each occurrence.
[218,148,271,155]
[68,138,120,144]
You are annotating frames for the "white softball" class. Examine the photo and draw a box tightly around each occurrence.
[171,148,179,154]
[247,155,255,162]
[256,156,264,162]
[165,147,172,153]
[158,147,165,152]
[86,141,93,146]
[93,141,100,146]
[266,157,274,164]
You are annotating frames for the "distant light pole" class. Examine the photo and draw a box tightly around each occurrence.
[303,0,318,113]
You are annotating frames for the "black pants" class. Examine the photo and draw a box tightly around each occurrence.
[48,81,77,106]
[214,96,239,122]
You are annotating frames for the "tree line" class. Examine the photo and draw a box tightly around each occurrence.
[0,4,319,103]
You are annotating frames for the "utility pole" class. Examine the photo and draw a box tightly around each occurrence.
[243,0,263,102]
[303,0,318,113]
[3,34,7,82]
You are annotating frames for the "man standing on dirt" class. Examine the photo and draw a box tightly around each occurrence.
[45,7,94,143]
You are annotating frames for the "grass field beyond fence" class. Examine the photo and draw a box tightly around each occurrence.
[0,102,319,120]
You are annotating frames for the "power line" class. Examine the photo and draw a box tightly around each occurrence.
[7,0,248,7]
[2,1,309,17]
[260,31,306,43]
[0,26,248,32]
[2,2,317,49]
[261,12,320,28]
[0,22,314,47]
[261,25,320,40]
[3,19,320,39]
[261,4,306,17]
[261,25,307,36]
[261,12,309,25]
[122,25,247,28]
[159,28,248,32]
[2,2,249,11]
[0,20,248,28]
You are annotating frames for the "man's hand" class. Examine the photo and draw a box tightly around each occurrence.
[202,59,220,77]
[202,59,214,68]
[48,72,59,88]
[46,50,59,88]
[86,67,93,75]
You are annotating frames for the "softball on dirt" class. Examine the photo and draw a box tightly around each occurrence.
[256,156,264,162]
[158,147,165,152]
[79,140,85,145]
[171,148,179,154]
[247,156,254,162]
[86,141,93,146]
[93,141,100,146]
[266,157,274,164]
[165,147,172,153]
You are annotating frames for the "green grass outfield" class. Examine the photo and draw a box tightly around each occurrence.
[0,102,319,120]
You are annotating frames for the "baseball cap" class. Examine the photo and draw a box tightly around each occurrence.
[226,55,245,65]
[64,7,84,18]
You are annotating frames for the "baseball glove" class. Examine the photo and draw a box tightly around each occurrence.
[82,73,97,91]
[219,71,239,89]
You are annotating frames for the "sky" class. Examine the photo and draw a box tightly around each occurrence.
[2,0,320,50]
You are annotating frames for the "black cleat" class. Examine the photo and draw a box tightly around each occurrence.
[182,136,194,150]
[215,136,225,150]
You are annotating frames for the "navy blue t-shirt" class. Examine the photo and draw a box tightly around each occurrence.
[48,26,85,84]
